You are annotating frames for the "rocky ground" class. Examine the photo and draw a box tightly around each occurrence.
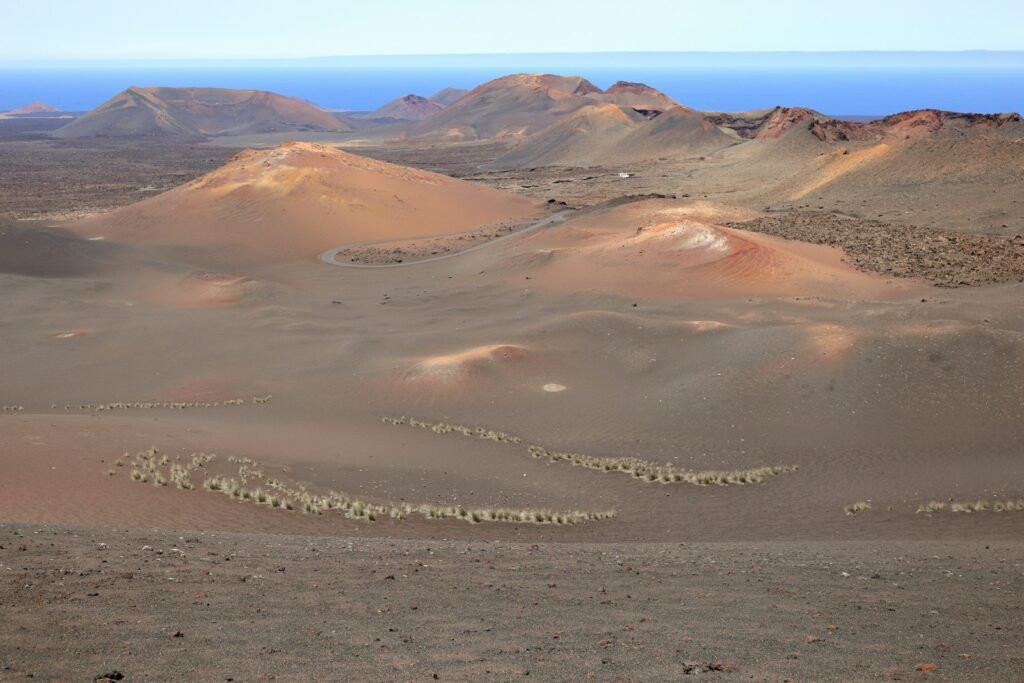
[2,524,1022,682]
[0,135,237,221]
[727,212,1024,287]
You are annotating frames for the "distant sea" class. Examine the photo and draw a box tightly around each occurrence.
[3,53,1023,117]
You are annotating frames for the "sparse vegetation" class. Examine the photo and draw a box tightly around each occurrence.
[916,498,1024,514]
[124,447,614,526]
[527,445,796,486]
[383,415,798,487]
[844,501,872,515]
[384,416,521,444]
[916,501,948,514]
[1,397,273,414]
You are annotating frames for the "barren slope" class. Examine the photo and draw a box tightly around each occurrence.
[69,141,544,261]
[53,87,350,138]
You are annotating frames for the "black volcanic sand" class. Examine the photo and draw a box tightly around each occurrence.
[3,524,1022,682]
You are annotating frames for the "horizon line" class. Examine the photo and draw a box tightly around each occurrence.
[3,49,1024,66]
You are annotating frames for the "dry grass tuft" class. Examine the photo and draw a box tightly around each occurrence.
[124,447,613,526]
[527,445,797,487]
[915,498,1024,515]
[384,416,522,444]
[383,416,797,487]
[2,396,274,414]
[844,501,872,516]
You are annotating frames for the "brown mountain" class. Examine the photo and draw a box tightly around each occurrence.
[53,87,350,138]
[69,142,543,262]
[692,105,1024,234]
[429,87,469,107]
[603,81,680,110]
[808,109,1023,143]
[407,74,678,142]
[5,101,62,116]
[373,94,445,121]
[492,104,734,168]
[710,107,824,140]
[713,106,1022,143]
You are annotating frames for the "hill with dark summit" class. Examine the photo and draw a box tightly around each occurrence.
[406,73,679,142]
[406,74,605,141]
[52,87,350,138]
[713,106,1023,143]
[808,109,1023,143]
[710,107,825,139]
[373,94,444,121]
[603,81,680,110]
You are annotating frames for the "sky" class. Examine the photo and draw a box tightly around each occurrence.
[3,0,1023,61]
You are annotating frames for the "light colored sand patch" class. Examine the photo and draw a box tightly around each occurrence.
[789,143,890,200]
[180,273,251,305]
[53,330,90,339]
[686,320,732,332]
[805,323,859,360]
[626,221,732,256]
[407,344,528,382]
[543,383,567,392]
[646,201,761,224]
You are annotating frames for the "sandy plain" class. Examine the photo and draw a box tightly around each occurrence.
[1,103,1023,680]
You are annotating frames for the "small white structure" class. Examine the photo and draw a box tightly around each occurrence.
[618,172,632,178]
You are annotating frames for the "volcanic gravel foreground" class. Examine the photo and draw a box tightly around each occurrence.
[2,525,1023,682]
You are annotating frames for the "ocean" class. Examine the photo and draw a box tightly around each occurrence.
[3,53,1023,116]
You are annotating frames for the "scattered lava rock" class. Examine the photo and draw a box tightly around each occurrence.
[728,211,1024,287]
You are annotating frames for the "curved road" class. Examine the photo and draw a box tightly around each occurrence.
[318,211,571,269]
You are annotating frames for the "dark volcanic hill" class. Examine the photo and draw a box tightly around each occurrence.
[712,106,1023,143]
[52,87,351,138]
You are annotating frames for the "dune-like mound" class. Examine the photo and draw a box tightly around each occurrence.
[373,94,444,121]
[178,273,252,305]
[406,344,529,382]
[0,219,119,277]
[53,87,350,138]
[70,142,544,261]
[487,199,911,300]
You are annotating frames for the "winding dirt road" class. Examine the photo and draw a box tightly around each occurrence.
[317,210,572,268]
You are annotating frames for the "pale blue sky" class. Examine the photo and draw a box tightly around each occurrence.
[3,0,1022,61]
